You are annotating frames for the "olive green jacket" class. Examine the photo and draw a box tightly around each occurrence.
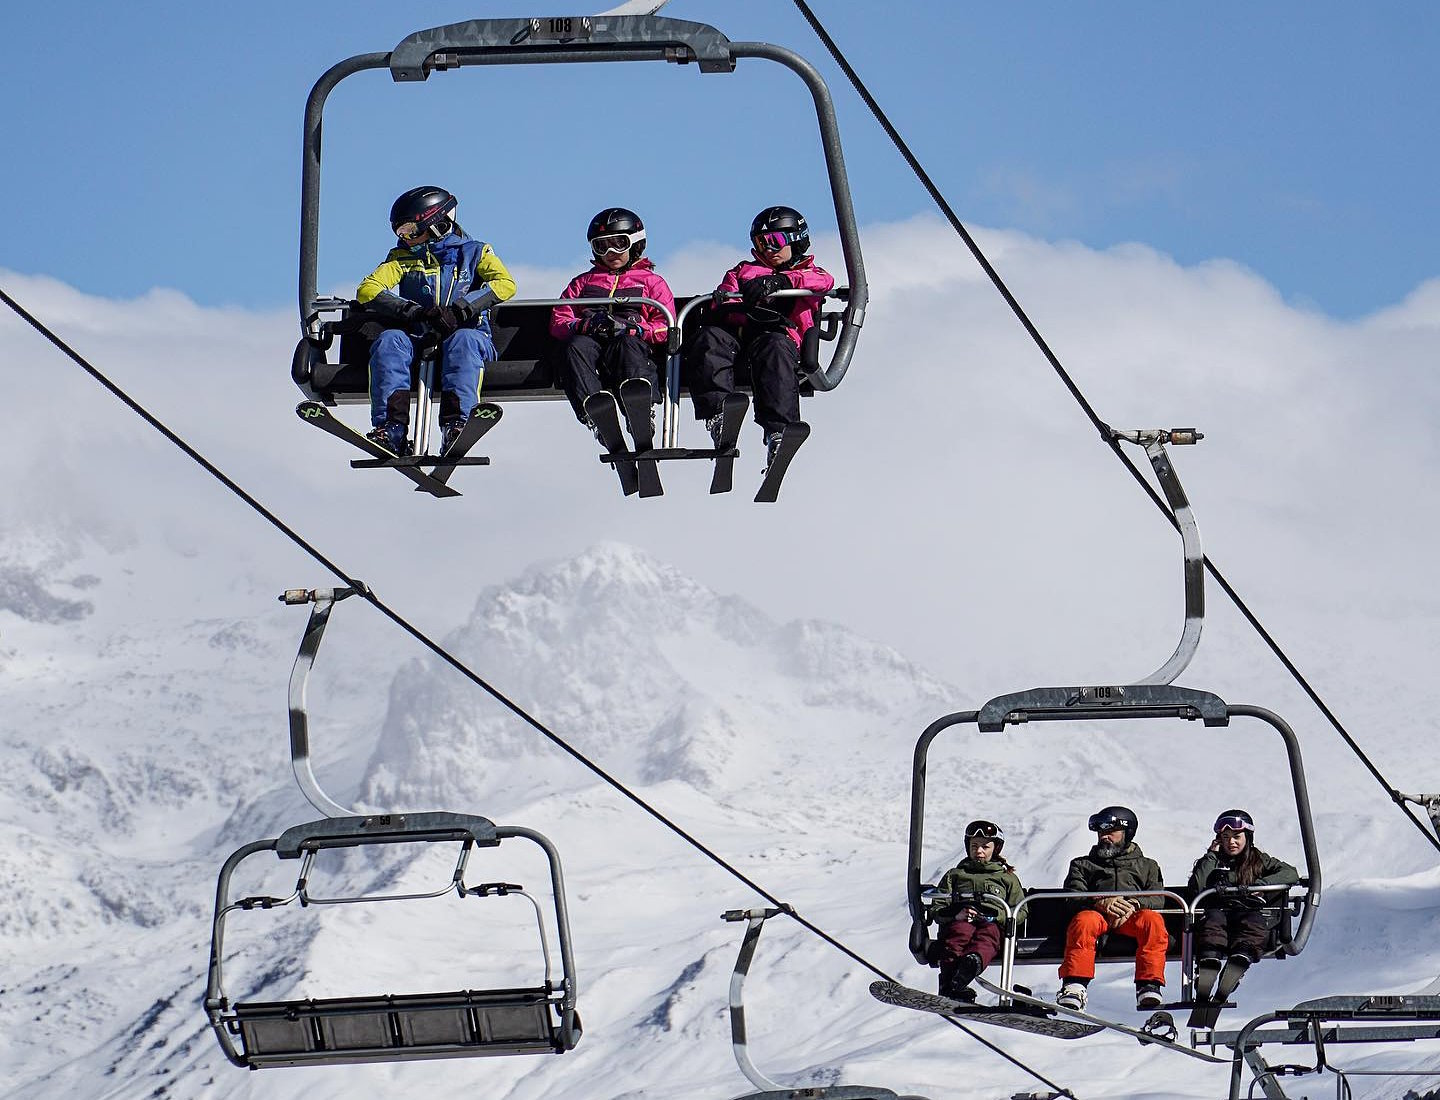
[1062,842,1165,911]
[936,857,1026,923]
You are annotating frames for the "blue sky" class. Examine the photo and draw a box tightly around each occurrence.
[3,1,1436,318]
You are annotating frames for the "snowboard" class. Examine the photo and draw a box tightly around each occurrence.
[296,401,459,499]
[869,980,1103,1040]
[974,978,1227,1062]
[584,391,640,497]
[618,377,664,498]
[708,393,749,495]
[754,421,810,503]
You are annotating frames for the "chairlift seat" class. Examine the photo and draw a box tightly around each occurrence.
[227,985,573,1068]
[293,295,842,406]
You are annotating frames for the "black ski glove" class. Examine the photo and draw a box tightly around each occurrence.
[740,273,791,306]
[426,304,460,337]
[448,296,478,328]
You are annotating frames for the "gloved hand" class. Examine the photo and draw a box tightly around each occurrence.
[448,296,478,328]
[426,304,460,337]
[740,273,791,307]
[577,310,608,337]
[613,317,643,339]
[1237,885,1268,910]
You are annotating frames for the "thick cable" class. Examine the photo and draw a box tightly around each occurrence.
[0,284,1072,1094]
[790,0,1440,857]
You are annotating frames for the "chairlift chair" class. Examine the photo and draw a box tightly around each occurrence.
[902,430,1323,1015]
[202,587,580,1068]
[291,14,867,488]
[1212,994,1440,1100]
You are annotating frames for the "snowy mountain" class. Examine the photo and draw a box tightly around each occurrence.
[3,537,1439,1100]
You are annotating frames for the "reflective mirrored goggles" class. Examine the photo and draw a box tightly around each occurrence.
[1214,815,1253,834]
[965,820,1004,841]
[1088,812,1130,833]
[752,231,792,253]
[591,230,644,257]
[394,215,451,243]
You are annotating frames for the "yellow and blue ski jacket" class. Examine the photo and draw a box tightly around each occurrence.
[357,230,516,338]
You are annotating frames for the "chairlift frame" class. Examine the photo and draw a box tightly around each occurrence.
[203,587,580,1069]
[294,14,867,451]
[721,907,931,1100]
[901,430,1322,1014]
[1209,995,1440,1099]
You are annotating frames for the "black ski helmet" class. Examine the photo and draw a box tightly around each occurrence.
[390,186,458,241]
[750,205,810,258]
[1088,805,1138,847]
[1213,809,1255,835]
[587,207,646,260]
[964,819,1005,858]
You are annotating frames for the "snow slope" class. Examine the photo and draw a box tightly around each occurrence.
[2,539,1439,1100]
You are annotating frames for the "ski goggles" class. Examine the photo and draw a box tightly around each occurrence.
[394,215,452,243]
[591,229,645,257]
[964,820,1004,842]
[1088,811,1133,833]
[752,230,793,253]
[1214,814,1254,833]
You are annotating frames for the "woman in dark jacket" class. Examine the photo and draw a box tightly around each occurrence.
[1187,808,1298,1002]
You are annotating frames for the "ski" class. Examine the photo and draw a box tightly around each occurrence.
[1185,958,1245,1029]
[973,978,1229,1063]
[753,421,810,503]
[584,391,640,497]
[296,401,460,499]
[708,393,749,495]
[618,378,664,498]
[430,402,502,487]
[869,981,1103,1040]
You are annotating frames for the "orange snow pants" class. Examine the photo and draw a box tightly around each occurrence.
[1060,908,1168,983]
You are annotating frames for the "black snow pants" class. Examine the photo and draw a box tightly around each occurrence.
[554,333,660,424]
[683,323,801,437]
[1196,905,1273,963]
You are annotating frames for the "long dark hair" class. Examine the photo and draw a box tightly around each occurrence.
[1232,838,1265,884]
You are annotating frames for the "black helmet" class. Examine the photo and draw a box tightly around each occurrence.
[750,205,810,258]
[587,207,646,261]
[964,819,1005,858]
[390,186,458,242]
[1088,805,1138,847]
[1213,809,1255,835]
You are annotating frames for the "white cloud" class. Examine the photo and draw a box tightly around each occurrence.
[2,214,1436,701]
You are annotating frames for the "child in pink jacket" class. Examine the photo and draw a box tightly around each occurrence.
[550,207,675,446]
[682,206,834,464]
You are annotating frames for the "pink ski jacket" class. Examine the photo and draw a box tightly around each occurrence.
[713,256,835,347]
[549,258,675,345]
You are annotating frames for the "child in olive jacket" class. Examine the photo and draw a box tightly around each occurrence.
[931,820,1025,1000]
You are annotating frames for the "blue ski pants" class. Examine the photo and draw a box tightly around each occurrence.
[369,327,493,428]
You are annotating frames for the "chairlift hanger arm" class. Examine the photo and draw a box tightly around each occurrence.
[283,587,362,818]
[1110,428,1205,686]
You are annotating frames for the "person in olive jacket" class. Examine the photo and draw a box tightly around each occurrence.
[930,820,1026,1001]
[1058,805,1168,1012]
[1187,808,1298,1003]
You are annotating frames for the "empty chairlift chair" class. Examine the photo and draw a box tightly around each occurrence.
[202,586,580,1069]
